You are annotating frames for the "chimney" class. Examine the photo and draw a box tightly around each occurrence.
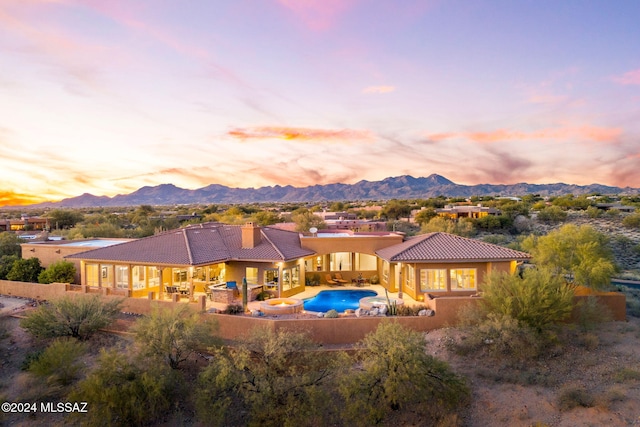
[241,222,261,248]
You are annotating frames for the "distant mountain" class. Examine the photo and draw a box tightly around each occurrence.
[22,174,639,208]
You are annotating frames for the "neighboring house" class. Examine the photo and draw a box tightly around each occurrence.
[436,204,501,219]
[0,216,49,232]
[58,222,530,301]
[595,203,636,213]
[376,233,530,302]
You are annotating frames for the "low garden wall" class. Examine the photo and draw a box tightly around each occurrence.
[0,280,628,345]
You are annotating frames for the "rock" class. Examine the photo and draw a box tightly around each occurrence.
[378,305,388,315]
[418,309,428,316]
[317,312,325,318]
[418,309,435,317]
[355,308,364,317]
[371,307,379,316]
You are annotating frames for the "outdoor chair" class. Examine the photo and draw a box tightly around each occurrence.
[333,273,349,283]
[325,274,338,286]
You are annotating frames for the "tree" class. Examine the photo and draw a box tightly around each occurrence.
[46,209,84,229]
[251,210,281,226]
[38,260,76,284]
[0,254,19,280]
[536,205,567,223]
[133,305,220,369]
[339,322,469,426]
[6,258,43,282]
[421,217,476,237]
[0,232,23,257]
[413,207,437,226]
[20,295,123,340]
[522,224,616,290]
[622,213,640,229]
[381,200,412,220]
[291,208,326,232]
[28,337,86,387]
[197,327,345,427]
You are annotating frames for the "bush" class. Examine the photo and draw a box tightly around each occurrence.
[557,385,595,411]
[339,322,469,426]
[536,205,567,223]
[197,327,345,427]
[70,349,180,426]
[6,258,43,282]
[324,309,339,318]
[622,213,640,229]
[20,295,123,340]
[38,260,76,284]
[133,305,219,369]
[575,296,612,332]
[223,303,244,315]
[28,337,86,386]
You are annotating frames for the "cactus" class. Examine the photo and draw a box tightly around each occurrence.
[384,288,398,316]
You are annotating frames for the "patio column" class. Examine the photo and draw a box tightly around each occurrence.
[397,262,403,300]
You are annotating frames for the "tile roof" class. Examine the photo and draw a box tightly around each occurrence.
[67,223,315,266]
[376,232,531,263]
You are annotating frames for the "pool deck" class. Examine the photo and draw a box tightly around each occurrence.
[198,284,419,314]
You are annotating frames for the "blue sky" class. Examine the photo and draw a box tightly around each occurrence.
[1,0,639,205]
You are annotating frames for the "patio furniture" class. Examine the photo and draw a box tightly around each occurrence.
[325,274,338,285]
[165,285,178,294]
[333,273,349,284]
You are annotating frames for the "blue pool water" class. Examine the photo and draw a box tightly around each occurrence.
[303,289,377,313]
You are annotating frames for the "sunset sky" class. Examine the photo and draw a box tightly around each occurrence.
[2,0,640,206]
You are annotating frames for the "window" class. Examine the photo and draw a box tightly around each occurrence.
[86,264,99,287]
[450,268,476,291]
[148,267,160,288]
[115,266,129,289]
[245,267,258,284]
[101,265,113,287]
[292,266,300,288]
[264,269,278,288]
[132,266,146,290]
[281,266,300,291]
[382,261,390,284]
[420,269,447,292]
[330,252,351,271]
[282,269,291,291]
[173,268,188,286]
[406,265,415,291]
[355,253,376,270]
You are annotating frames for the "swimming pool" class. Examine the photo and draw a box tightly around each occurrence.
[303,289,377,313]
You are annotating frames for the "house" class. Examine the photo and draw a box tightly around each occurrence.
[376,233,530,301]
[0,215,50,232]
[59,222,530,301]
[436,204,501,219]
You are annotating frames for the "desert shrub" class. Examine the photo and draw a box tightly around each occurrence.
[21,349,44,371]
[579,333,600,351]
[557,385,595,411]
[255,291,270,301]
[28,337,86,386]
[37,260,76,284]
[397,304,429,316]
[575,296,612,332]
[599,386,627,409]
[70,349,180,427]
[452,313,546,361]
[6,258,43,282]
[613,367,640,383]
[536,205,567,223]
[339,322,469,426]
[223,303,244,315]
[197,327,345,427]
[481,269,574,333]
[324,309,339,318]
[133,305,219,369]
[622,213,640,228]
[20,295,122,340]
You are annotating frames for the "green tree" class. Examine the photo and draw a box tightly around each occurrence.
[622,213,640,229]
[413,207,437,225]
[291,208,326,232]
[38,260,76,284]
[522,224,616,290]
[133,305,220,369]
[6,257,43,282]
[339,322,469,426]
[20,295,123,340]
[381,200,412,220]
[70,349,178,427]
[46,209,84,229]
[251,210,281,226]
[197,327,345,427]
[422,217,476,237]
[0,232,23,257]
[0,254,19,280]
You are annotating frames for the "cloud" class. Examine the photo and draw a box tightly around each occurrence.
[227,126,374,142]
[426,125,622,144]
[0,191,48,207]
[277,0,357,31]
[362,85,396,94]
[612,69,640,86]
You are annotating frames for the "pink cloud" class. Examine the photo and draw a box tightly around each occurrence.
[426,125,622,144]
[362,85,395,94]
[228,126,374,143]
[612,69,640,85]
[277,0,357,31]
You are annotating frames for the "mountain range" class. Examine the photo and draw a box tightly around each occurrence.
[22,174,639,208]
